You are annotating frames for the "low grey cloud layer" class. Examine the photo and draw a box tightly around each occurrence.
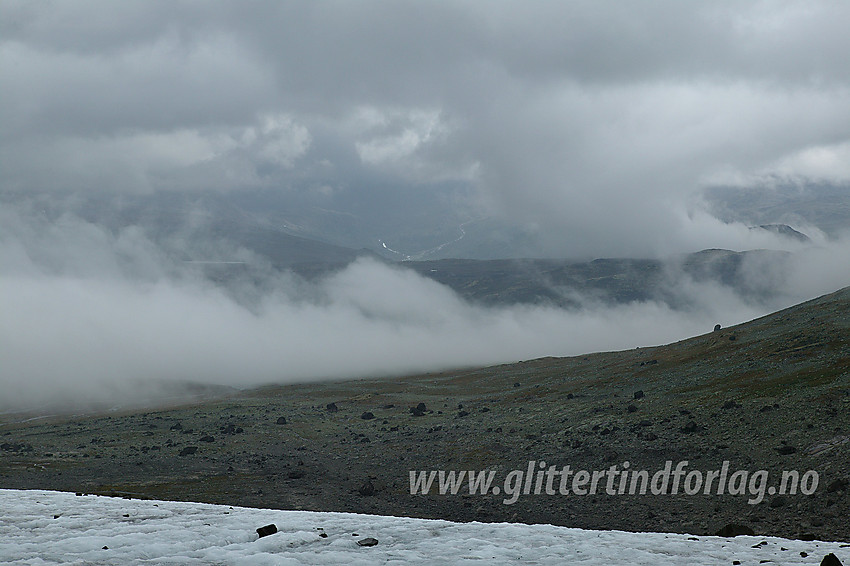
[2,1,849,256]
[3,204,850,411]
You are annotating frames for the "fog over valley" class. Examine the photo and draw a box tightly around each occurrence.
[1,1,849,411]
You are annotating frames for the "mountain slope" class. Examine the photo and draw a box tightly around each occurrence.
[1,288,848,540]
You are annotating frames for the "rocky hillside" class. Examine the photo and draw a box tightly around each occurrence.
[1,287,848,541]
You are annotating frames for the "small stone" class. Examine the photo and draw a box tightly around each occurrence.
[633,390,645,400]
[256,524,278,538]
[360,412,375,420]
[358,480,376,496]
[276,416,287,425]
[775,445,797,455]
[714,324,722,332]
[357,537,379,547]
[179,446,198,456]
[326,403,338,413]
[199,435,215,442]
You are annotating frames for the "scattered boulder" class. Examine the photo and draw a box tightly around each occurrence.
[326,403,338,413]
[256,524,278,538]
[633,390,645,400]
[358,480,376,496]
[360,412,375,420]
[722,400,739,410]
[714,324,722,332]
[627,405,638,413]
[729,335,737,341]
[288,470,305,479]
[357,537,379,547]
[715,523,755,537]
[179,446,198,456]
[821,553,843,566]
[680,421,700,434]
[775,445,797,455]
[457,410,469,418]
[170,423,183,431]
[276,416,287,425]
[219,424,243,435]
[199,435,215,443]
[0,442,33,453]
[410,403,427,417]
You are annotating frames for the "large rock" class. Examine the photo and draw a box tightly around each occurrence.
[715,523,755,537]
[358,480,376,496]
[256,524,278,538]
[410,403,427,417]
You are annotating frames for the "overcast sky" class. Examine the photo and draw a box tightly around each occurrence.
[3,1,850,409]
[2,0,849,257]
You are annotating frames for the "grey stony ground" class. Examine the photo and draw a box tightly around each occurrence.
[2,288,849,542]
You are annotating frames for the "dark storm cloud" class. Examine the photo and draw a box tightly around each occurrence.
[3,2,849,251]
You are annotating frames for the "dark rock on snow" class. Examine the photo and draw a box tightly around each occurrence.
[715,523,755,537]
[256,524,277,538]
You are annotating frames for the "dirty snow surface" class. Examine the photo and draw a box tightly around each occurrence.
[0,489,846,565]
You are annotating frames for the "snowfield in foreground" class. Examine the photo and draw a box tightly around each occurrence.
[0,490,846,565]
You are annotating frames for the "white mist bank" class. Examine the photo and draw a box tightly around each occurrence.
[2,208,849,410]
